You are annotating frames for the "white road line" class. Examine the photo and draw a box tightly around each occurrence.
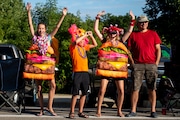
[0,115,180,119]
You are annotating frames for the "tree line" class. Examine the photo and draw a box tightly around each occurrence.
[0,0,179,93]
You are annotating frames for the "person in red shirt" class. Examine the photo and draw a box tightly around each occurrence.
[68,24,97,118]
[125,15,161,118]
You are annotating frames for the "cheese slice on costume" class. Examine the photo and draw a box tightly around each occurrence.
[32,64,53,71]
[107,61,127,69]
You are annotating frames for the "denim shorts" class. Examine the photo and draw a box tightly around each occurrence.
[131,64,158,91]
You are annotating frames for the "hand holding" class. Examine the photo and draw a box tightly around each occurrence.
[87,31,93,36]
[85,31,89,36]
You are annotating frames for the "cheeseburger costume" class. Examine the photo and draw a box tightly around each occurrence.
[96,25,132,78]
[23,35,57,80]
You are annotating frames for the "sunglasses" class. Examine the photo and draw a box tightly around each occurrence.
[110,31,117,34]
[139,21,148,24]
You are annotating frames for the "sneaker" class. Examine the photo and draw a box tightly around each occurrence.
[125,112,137,117]
[150,112,158,118]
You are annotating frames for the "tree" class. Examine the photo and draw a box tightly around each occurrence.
[0,0,141,93]
[0,0,31,50]
[143,0,180,44]
[31,0,91,93]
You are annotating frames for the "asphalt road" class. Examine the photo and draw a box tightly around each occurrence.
[0,94,180,120]
[0,107,180,120]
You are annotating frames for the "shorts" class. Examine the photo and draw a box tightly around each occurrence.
[72,72,90,95]
[132,64,158,91]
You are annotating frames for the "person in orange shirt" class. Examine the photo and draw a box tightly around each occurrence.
[68,24,97,118]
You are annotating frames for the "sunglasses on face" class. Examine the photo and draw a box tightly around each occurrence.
[139,21,148,24]
[110,31,117,34]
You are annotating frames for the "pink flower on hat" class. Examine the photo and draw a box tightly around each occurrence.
[68,24,89,45]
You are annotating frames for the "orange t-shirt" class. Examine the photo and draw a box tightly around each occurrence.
[70,44,90,72]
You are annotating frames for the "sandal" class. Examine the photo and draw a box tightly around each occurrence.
[68,112,75,119]
[96,113,101,117]
[78,113,89,118]
[45,109,57,116]
[117,113,125,117]
[36,111,44,116]
[48,111,57,116]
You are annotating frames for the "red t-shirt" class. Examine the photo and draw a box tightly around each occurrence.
[127,30,161,64]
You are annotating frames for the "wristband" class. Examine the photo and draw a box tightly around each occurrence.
[130,19,136,26]
[96,15,100,20]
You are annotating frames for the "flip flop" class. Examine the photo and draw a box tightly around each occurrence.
[36,111,44,116]
[117,113,125,117]
[48,111,57,116]
[96,113,101,117]
[45,109,57,116]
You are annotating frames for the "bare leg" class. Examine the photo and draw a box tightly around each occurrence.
[70,95,78,113]
[76,94,89,118]
[79,95,86,113]
[96,79,109,117]
[36,80,44,116]
[47,79,56,115]
[131,90,139,112]
[115,80,124,117]
[68,95,78,118]
[148,89,156,112]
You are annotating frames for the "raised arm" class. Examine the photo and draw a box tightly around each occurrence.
[26,2,35,36]
[73,31,97,48]
[94,11,105,41]
[50,7,67,37]
[121,10,135,43]
[74,32,89,45]
[87,31,98,48]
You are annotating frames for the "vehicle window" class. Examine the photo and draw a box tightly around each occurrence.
[161,49,170,59]
[17,49,24,59]
[161,46,170,62]
[0,47,15,59]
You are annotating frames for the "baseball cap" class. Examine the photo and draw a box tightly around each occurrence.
[137,15,149,22]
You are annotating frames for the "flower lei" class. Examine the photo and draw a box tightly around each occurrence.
[32,35,48,55]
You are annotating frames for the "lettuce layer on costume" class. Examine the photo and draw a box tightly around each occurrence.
[23,44,55,80]
[96,41,131,78]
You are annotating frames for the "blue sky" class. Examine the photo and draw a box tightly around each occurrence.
[23,0,146,20]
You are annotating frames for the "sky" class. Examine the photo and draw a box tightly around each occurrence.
[23,0,146,20]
